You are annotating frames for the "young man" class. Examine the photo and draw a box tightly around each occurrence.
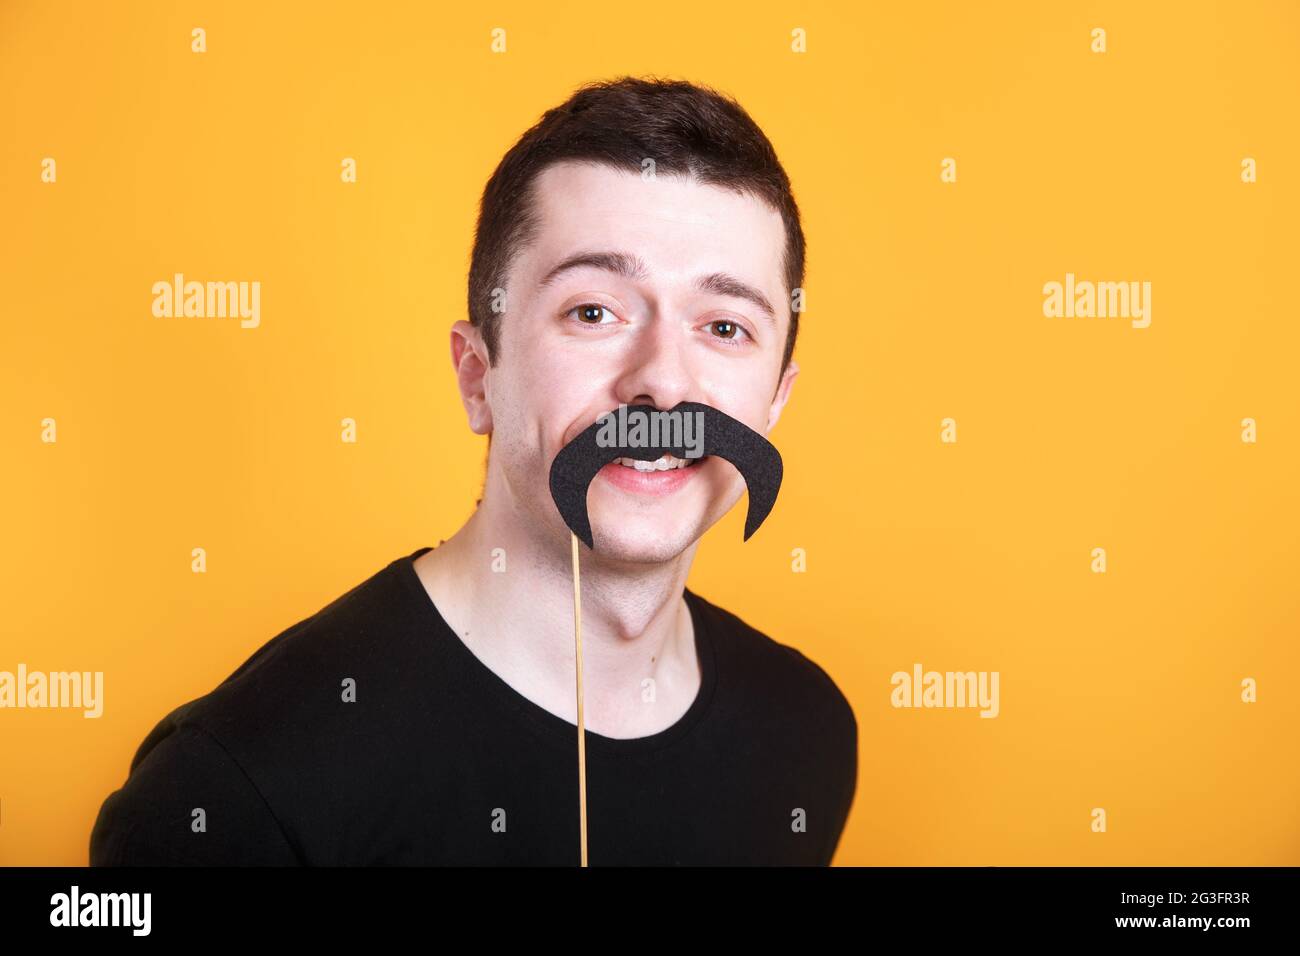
[90,76,857,866]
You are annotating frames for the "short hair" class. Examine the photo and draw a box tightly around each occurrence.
[467,75,806,377]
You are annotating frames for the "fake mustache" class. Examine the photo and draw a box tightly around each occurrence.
[548,401,783,550]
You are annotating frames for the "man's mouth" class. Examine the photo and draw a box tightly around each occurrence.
[610,454,704,472]
[596,453,709,496]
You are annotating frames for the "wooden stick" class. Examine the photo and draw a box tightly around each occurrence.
[571,531,588,867]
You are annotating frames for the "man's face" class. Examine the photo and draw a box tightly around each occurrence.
[474,160,798,564]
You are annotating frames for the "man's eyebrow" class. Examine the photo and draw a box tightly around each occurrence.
[694,271,776,323]
[538,251,649,288]
[538,250,777,323]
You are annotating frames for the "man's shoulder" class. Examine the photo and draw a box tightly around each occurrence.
[92,550,429,864]
[125,550,426,778]
[684,588,860,863]
[224,552,417,680]
[685,587,856,730]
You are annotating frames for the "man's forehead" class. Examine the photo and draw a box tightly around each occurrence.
[523,161,788,298]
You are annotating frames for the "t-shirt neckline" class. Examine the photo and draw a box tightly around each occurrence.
[393,545,718,757]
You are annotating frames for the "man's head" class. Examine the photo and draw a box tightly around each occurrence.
[451,76,805,563]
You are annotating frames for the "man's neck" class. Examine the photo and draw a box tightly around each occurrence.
[411,501,702,739]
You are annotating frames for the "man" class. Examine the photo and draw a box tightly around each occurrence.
[90,75,857,866]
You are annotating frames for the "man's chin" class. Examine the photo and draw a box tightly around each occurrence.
[582,515,705,566]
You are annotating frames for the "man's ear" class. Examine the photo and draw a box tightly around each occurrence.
[765,358,799,433]
[450,320,493,435]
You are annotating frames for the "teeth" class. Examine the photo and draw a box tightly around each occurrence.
[614,455,701,471]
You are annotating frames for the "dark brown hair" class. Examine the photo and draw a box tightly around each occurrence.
[467,75,806,377]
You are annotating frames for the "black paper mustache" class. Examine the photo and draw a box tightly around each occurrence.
[548,401,783,550]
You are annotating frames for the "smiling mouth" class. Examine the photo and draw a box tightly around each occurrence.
[610,454,705,472]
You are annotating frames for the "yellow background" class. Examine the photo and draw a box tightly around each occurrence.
[1,0,1297,866]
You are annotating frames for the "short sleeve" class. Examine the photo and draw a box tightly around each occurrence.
[90,721,301,866]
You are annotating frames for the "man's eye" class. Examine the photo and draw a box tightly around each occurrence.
[707,319,749,342]
[569,304,617,325]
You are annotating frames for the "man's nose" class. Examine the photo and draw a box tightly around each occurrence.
[612,315,694,411]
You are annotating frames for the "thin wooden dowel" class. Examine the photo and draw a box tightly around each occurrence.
[571,531,588,867]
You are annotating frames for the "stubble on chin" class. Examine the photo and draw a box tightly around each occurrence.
[581,493,722,566]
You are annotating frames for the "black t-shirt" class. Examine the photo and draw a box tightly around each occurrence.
[89,546,858,865]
